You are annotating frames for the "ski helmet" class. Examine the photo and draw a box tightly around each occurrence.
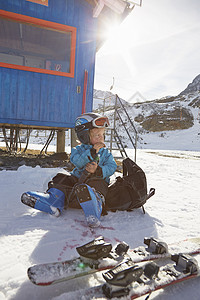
[75,112,110,144]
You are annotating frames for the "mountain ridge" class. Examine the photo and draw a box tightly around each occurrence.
[179,74,200,96]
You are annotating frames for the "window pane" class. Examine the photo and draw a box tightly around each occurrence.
[0,16,71,73]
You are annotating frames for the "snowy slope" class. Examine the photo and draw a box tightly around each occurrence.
[93,88,200,152]
[0,149,200,300]
[133,93,200,151]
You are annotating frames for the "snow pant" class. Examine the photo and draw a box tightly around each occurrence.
[47,173,108,212]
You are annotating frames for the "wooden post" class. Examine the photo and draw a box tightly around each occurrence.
[71,128,79,150]
[57,130,65,153]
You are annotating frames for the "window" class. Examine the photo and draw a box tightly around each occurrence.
[0,10,76,77]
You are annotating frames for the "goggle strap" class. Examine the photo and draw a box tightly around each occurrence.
[75,122,93,132]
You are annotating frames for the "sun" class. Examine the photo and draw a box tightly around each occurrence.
[101,21,130,55]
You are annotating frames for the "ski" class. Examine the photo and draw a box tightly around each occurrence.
[27,236,128,286]
[128,236,200,262]
[102,253,200,299]
[27,236,200,286]
[70,253,200,299]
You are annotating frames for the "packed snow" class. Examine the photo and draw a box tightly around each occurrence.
[0,140,200,299]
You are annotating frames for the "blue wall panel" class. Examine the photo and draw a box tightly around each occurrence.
[0,0,97,128]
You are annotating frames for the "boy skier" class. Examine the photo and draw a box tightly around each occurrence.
[21,113,117,227]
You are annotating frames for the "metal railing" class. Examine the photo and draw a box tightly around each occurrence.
[104,94,138,161]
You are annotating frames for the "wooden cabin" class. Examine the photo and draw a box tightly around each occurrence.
[0,0,137,151]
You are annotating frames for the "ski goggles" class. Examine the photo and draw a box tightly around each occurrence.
[92,116,110,128]
[75,116,110,132]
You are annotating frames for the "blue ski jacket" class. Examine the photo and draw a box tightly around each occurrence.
[70,144,117,184]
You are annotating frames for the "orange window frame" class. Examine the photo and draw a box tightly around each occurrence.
[0,9,76,77]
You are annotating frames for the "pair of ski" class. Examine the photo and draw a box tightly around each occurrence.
[28,236,200,299]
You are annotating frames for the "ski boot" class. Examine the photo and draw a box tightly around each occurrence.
[21,188,65,217]
[75,184,104,227]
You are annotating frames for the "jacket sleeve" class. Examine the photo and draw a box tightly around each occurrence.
[99,149,117,179]
[70,145,93,169]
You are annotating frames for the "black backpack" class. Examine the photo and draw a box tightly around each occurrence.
[105,158,155,213]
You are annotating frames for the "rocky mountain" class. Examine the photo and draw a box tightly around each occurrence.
[93,74,200,150]
[179,74,200,96]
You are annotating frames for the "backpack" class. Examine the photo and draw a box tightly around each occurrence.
[105,158,155,213]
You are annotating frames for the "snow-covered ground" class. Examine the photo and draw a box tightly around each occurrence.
[0,147,200,300]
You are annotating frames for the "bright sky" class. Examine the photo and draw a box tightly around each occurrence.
[94,0,200,101]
